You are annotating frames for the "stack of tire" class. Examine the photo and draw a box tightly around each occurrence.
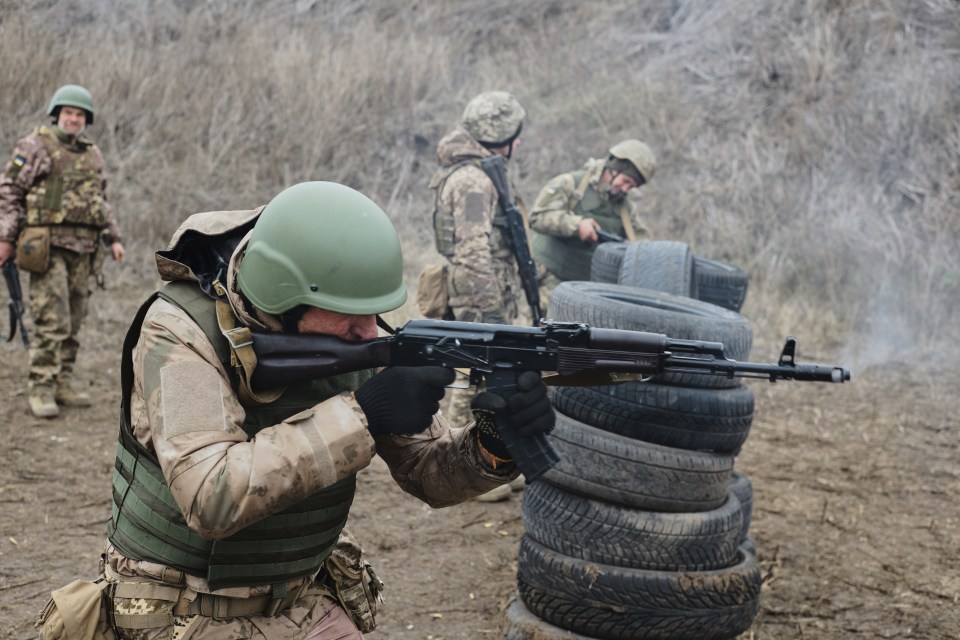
[504,241,760,640]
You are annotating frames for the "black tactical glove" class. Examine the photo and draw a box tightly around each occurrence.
[470,371,555,462]
[355,366,455,436]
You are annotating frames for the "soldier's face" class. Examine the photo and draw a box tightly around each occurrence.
[493,136,522,159]
[608,172,639,196]
[298,307,377,342]
[57,106,87,135]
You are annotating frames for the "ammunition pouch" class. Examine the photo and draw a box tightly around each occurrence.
[16,225,51,274]
[320,530,384,633]
[417,260,452,320]
[35,578,116,640]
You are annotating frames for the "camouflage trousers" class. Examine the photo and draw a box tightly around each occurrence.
[108,583,362,640]
[537,269,564,317]
[27,247,93,390]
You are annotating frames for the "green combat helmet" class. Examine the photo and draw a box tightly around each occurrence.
[237,181,407,316]
[47,84,95,124]
[609,139,657,182]
[461,91,526,147]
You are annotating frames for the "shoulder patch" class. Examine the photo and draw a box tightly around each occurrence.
[6,155,26,179]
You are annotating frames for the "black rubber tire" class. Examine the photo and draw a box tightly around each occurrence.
[729,470,754,542]
[693,256,749,312]
[517,535,762,640]
[590,242,629,284]
[547,281,753,388]
[550,382,754,453]
[543,411,734,512]
[619,241,698,298]
[521,480,743,571]
[501,593,596,640]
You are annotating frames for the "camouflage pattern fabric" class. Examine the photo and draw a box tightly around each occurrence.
[1,124,123,396]
[27,247,92,392]
[109,585,357,639]
[536,269,564,312]
[529,157,649,284]
[528,158,640,241]
[0,125,122,252]
[460,91,525,145]
[431,128,523,427]
[103,213,516,610]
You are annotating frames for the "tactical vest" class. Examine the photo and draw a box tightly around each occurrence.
[24,126,109,229]
[429,159,513,261]
[429,159,479,258]
[531,170,629,282]
[107,280,374,591]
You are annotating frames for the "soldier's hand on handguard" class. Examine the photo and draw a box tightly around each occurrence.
[470,371,555,460]
[355,366,455,436]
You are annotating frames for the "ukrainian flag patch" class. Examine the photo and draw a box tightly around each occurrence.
[13,155,25,167]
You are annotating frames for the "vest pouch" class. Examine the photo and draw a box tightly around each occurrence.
[417,260,451,320]
[321,530,383,633]
[60,170,109,227]
[17,225,51,274]
[35,579,116,640]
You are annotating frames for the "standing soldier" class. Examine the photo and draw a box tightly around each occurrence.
[428,91,527,430]
[529,139,656,305]
[0,84,125,418]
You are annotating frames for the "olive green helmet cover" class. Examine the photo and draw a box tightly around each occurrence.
[461,91,525,146]
[237,181,407,316]
[609,139,656,182]
[48,84,95,124]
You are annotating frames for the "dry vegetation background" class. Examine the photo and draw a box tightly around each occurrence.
[1,0,958,361]
[0,1,959,638]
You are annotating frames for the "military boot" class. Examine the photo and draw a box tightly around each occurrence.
[56,383,92,407]
[28,387,60,419]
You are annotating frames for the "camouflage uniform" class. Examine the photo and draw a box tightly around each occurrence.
[0,124,122,399]
[430,127,523,427]
[89,208,516,639]
[529,157,650,306]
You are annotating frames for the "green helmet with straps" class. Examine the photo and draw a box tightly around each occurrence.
[47,84,95,124]
[609,139,656,182]
[461,91,525,146]
[237,181,407,316]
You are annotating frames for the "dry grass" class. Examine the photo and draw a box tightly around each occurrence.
[1,0,957,369]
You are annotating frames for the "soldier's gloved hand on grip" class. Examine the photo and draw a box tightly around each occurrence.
[470,371,555,461]
[355,366,455,436]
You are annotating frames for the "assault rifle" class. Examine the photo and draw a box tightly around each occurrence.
[479,155,543,324]
[595,228,627,244]
[248,319,851,482]
[3,261,29,348]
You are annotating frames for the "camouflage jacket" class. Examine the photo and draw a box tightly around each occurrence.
[432,127,522,314]
[108,207,515,596]
[0,126,122,253]
[528,157,642,239]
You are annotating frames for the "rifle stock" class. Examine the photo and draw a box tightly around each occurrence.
[249,319,850,480]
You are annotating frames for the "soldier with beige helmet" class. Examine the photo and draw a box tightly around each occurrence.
[529,139,656,305]
[0,84,126,418]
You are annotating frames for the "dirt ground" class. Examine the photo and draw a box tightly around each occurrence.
[1,282,958,639]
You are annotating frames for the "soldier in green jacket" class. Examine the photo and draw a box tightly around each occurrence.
[35,181,554,639]
[529,139,656,306]
[0,84,126,418]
